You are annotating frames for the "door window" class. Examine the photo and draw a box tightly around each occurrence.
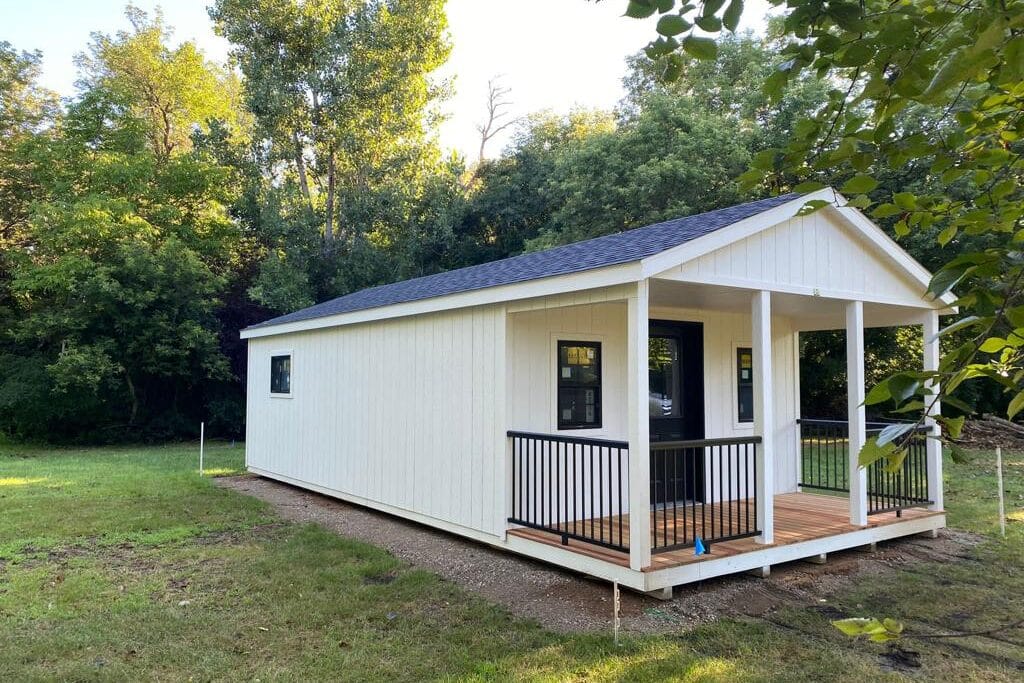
[648,336,680,418]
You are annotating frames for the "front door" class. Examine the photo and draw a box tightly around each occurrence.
[649,320,705,503]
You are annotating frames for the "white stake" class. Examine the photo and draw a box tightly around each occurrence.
[613,581,621,646]
[996,446,1006,538]
[199,421,205,477]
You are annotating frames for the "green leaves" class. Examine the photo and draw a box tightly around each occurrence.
[656,15,690,36]
[682,35,718,60]
[722,0,743,32]
[841,174,878,194]
[625,1,659,18]
[832,618,904,642]
[1008,391,1024,420]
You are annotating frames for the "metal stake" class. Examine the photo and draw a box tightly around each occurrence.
[199,421,205,476]
[996,446,1006,538]
[613,581,621,646]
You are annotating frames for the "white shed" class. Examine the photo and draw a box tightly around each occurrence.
[241,189,952,596]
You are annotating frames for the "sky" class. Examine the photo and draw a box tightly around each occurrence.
[0,0,771,159]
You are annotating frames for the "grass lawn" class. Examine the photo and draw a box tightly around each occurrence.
[1,440,1021,681]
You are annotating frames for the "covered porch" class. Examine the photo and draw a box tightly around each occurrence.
[502,277,946,589]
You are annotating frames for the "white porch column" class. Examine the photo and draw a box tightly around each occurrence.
[923,311,944,511]
[752,290,775,544]
[846,301,868,526]
[627,279,651,570]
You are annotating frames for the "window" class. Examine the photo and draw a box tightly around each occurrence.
[648,336,680,418]
[557,341,601,429]
[736,347,753,423]
[271,354,291,394]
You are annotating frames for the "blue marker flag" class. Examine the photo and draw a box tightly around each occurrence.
[694,537,706,556]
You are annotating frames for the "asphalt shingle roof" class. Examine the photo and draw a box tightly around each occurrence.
[246,193,800,330]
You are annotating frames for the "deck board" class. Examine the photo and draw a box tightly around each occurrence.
[507,492,941,572]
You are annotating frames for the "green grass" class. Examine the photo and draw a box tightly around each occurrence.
[1,439,1021,681]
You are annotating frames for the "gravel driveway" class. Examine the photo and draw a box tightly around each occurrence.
[217,474,976,634]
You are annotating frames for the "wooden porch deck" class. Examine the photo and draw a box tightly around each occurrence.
[507,491,942,572]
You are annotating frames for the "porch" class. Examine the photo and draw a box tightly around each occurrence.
[504,424,941,586]
[508,490,942,573]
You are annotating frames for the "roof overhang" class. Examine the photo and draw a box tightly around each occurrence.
[241,188,954,340]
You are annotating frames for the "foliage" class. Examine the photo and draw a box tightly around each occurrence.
[210,0,451,245]
[0,34,244,441]
[622,0,1024,470]
[76,7,250,159]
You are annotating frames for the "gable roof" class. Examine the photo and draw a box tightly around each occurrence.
[245,193,801,331]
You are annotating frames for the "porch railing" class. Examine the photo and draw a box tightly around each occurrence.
[507,431,629,553]
[797,419,932,514]
[650,436,761,553]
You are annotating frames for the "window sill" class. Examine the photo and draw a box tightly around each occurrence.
[270,393,293,399]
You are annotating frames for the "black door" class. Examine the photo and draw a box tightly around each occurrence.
[649,320,705,504]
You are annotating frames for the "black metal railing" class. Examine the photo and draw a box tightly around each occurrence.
[868,428,931,514]
[507,431,629,553]
[650,436,761,553]
[797,419,932,514]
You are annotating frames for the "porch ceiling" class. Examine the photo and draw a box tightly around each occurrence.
[649,279,932,331]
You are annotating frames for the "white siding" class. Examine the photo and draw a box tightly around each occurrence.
[245,304,508,538]
[649,306,800,495]
[507,298,800,498]
[508,298,629,440]
[659,210,930,307]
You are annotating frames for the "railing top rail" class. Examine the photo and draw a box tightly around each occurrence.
[797,418,930,434]
[797,418,894,427]
[651,435,762,449]
[505,430,630,449]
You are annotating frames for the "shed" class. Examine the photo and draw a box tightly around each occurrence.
[241,188,951,596]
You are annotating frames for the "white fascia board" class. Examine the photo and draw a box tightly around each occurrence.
[639,188,839,278]
[240,261,642,339]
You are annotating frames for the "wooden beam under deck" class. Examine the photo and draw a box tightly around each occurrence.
[507,491,942,573]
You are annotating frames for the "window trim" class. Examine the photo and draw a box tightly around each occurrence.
[733,342,754,428]
[269,349,294,398]
[551,335,605,433]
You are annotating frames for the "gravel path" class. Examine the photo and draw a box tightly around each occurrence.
[217,474,978,634]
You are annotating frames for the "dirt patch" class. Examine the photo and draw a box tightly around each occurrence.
[217,474,982,634]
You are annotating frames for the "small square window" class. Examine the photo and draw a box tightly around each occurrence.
[271,354,291,394]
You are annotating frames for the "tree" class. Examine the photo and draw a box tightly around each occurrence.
[0,30,244,440]
[528,94,753,248]
[76,6,250,160]
[210,0,451,246]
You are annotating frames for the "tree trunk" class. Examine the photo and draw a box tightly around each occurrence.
[292,130,314,213]
[324,144,336,244]
[124,369,139,425]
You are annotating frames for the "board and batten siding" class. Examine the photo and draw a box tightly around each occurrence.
[649,306,800,495]
[659,209,931,307]
[506,294,800,498]
[245,303,508,538]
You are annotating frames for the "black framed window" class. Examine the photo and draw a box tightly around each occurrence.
[557,341,601,429]
[737,347,753,423]
[271,354,291,394]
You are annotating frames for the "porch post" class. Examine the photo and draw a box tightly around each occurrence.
[923,310,944,511]
[846,300,868,526]
[627,279,651,570]
[751,290,775,544]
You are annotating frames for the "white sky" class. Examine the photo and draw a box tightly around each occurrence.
[1,0,770,159]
